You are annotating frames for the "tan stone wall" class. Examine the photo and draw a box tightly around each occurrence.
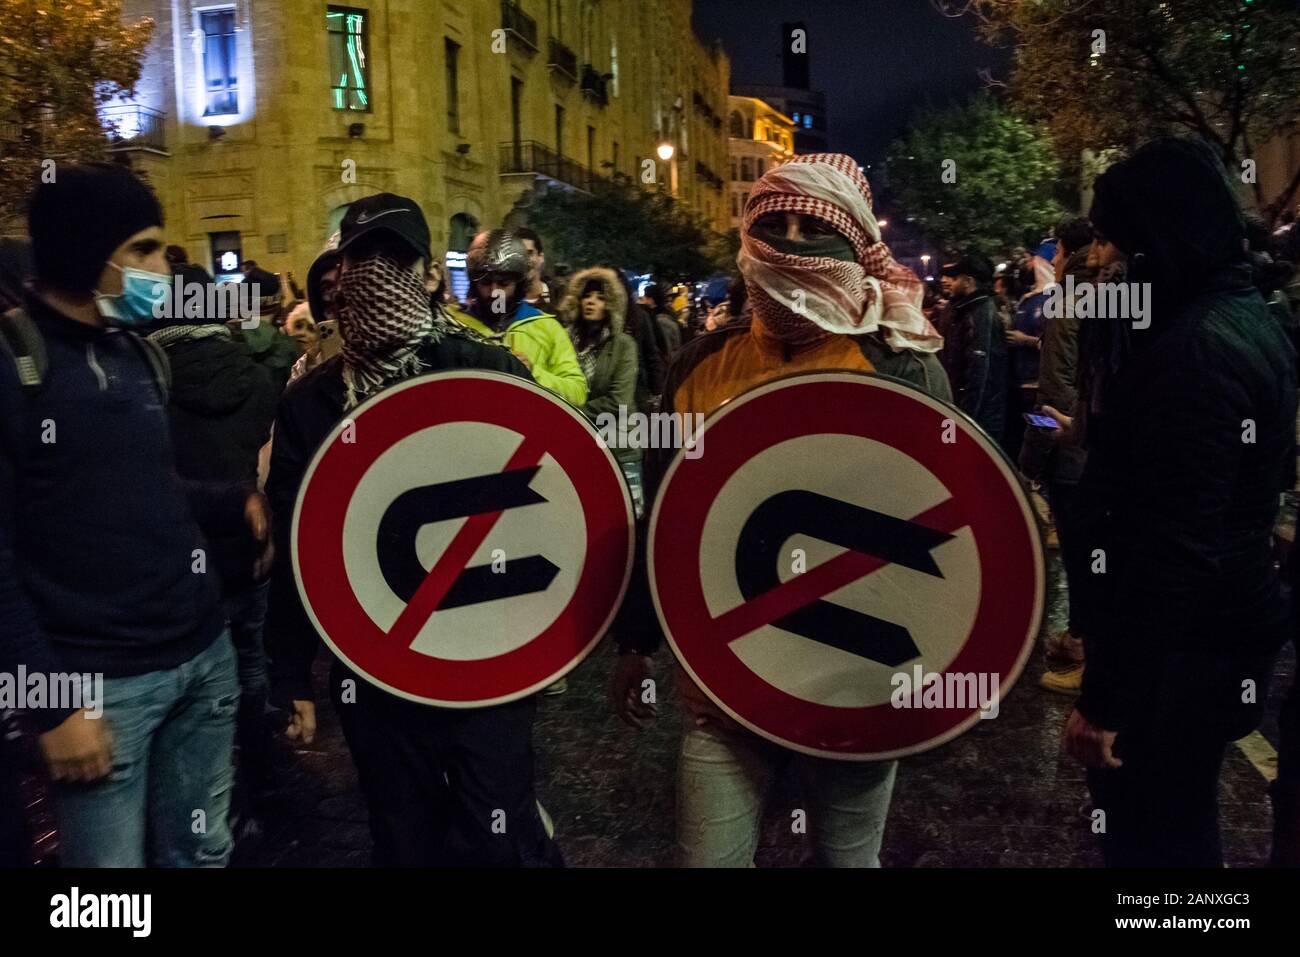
[120,0,731,279]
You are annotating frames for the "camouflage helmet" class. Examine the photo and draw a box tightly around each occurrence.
[466,229,528,282]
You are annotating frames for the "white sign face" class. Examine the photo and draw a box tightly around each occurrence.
[697,433,982,710]
[341,422,586,661]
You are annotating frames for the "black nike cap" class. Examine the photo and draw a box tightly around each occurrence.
[338,193,431,261]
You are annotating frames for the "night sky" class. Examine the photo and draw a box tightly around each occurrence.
[692,0,1011,166]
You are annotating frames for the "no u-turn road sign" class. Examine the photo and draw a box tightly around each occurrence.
[292,370,634,707]
[648,372,1044,760]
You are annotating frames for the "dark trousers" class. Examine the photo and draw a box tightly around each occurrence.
[224,582,273,783]
[1086,650,1274,867]
[330,661,562,867]
[1087,722,1228,867]
[1046,481,1093,636]
[0,724,26,866]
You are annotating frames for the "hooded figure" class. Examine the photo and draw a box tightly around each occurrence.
[558,267,639,464]
[1062,136,1297,868]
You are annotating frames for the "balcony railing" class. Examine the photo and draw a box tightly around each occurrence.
[548,38,578,82]
[500,1,538,52]
[104,104,167,154]
[581,65,609,106]
[500,140,603,193]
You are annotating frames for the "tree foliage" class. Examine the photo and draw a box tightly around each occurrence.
[938,0,1300,217]
[527,175,727,281]
[884,93,1066,257]
[0,0,155,224]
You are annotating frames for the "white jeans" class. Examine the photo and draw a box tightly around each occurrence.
[676,724,897,867]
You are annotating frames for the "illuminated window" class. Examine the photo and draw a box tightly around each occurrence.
[201,8,238,116]
[803,114,812,129]
[327,7,370,111]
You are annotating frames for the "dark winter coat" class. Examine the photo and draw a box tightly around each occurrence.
[1020,247,1095,485]
[941,289,1007,441]
[152,327,279,592]
[1074,265,1296,733]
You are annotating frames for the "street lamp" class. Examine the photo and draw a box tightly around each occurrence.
[877,218,888,229]
[656,141,679,197]
[921,254,930,268]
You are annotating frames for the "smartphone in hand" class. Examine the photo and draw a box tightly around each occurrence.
[1023,412,1059,430]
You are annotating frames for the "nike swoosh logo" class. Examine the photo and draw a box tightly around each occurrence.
[354,208,409,225]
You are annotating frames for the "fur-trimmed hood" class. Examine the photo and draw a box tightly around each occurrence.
[557,266,627,334]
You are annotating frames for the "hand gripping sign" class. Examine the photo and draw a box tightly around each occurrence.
[648,372,1044,760]
[292,370,634,707]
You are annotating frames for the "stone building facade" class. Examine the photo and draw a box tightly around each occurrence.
[726,95,795,230]
[112,0,730,281]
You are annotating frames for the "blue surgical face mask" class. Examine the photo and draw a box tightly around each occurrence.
[96,262,171,326]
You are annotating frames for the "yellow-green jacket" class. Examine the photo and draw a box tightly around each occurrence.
[447,301,588,406]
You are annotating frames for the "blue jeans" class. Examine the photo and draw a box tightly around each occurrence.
[54,631,239,867]
[676,725,896,867]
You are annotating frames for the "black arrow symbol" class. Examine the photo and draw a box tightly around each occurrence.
[377,467,557,607]
[735,490,955,666]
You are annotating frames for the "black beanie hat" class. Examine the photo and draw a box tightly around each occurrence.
[27,162,164,296]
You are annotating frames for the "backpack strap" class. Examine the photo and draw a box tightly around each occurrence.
[124,332,171,404]
[0,307,48,395]
[0,306,170,403]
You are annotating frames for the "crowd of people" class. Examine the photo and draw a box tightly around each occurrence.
[1,139,1297,869]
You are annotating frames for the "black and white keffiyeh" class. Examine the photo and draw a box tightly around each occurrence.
[338,254,447,408]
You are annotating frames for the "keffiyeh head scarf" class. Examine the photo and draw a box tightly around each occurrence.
[738,153,942,352]
[339,253,446,409]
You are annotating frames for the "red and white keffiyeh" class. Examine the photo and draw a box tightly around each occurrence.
[738,153,943,352]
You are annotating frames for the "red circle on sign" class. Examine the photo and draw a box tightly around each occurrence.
[292,370,634,707]
[649,372,1044,759]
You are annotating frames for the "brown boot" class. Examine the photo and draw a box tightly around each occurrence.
[1045,629,1085,666]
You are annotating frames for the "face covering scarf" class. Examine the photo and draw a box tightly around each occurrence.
[737,153,943,353]
[339,253,445,409]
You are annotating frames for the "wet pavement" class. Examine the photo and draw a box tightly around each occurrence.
[234,548,1295,868]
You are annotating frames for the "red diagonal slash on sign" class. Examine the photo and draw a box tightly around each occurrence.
[385,435,547,648]
[713,496,967,646]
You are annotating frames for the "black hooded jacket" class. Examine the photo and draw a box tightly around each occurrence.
[1075,137,1298,733]
[154,329,279,593]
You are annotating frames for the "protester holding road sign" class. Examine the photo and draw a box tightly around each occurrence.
[611,154,966,868]
[263,193,566,867]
